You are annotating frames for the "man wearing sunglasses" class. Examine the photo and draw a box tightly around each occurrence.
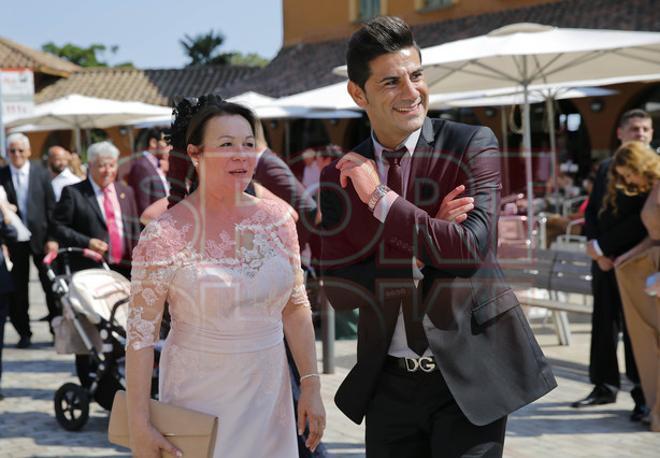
[0,134,58,348]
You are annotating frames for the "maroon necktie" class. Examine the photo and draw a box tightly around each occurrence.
[383,148,429,356]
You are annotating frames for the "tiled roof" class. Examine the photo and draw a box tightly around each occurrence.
[222,0,660,98]
[0,36,80,76]
[35,65,261,105]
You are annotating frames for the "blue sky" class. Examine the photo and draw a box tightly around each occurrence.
[3,0,283,68]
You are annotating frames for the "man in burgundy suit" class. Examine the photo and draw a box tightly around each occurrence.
[320,17,556,457]
[126,128,170,216]
[53,141,140,278]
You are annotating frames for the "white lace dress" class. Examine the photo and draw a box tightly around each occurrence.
[126,198,309,458]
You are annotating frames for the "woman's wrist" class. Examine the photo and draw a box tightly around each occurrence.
[300,373,321,389]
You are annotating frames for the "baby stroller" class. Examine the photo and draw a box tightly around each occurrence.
[44,247,159,431]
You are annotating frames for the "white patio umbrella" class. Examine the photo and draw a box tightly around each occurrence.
[421,23,660,241]
[6,94,172,152]
[442,86,618,211]
[274,80,520,111]
[336,23,660,241]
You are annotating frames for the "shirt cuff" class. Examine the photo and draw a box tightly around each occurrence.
[373,191,398,223]
[593,240,604,257]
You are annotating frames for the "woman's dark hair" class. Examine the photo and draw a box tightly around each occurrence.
[146,127,165,145]
[346,16,420,90]
[166,94,257,208]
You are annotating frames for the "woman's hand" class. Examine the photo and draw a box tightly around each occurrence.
[297,376,326,453]
[130,422,182,458]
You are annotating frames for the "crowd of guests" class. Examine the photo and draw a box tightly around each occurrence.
[0,129,171,399]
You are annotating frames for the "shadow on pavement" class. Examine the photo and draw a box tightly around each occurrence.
[4,358,75,374]
[507,412,646,436]
[0,387,56,401]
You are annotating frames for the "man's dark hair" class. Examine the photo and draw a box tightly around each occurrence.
[346,16,420,90]
[146,127,165,145]
[619,108,651,128]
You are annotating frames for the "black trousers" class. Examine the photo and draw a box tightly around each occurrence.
[0,294,9,382]
[589,263,644,404]
[366,364,507,458]
[7,242,58,338]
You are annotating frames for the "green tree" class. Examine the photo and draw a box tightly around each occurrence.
[41,42,133,68]
[180,30,234,66]
[228,52,269,68]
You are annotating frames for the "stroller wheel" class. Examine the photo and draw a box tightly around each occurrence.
[75,354,123,410]
[54,383,90,431]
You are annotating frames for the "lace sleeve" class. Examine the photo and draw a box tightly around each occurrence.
[126,217,181,351]
[275,204,311,310]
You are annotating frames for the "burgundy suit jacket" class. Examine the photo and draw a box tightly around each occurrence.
[126,154,167,216]
[320,117,556,426]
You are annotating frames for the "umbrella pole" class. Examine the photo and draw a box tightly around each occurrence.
[284,120,291,160]
[74,128,82,155]
[546,97,559,213]
[522,81,535,247]
[500,105,510,196]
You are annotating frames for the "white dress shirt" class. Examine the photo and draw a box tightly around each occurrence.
[370,129,432,358]
[51,168,82,202]
[302,162,321,190]
[89,178,124,249]
[9,161,30,223]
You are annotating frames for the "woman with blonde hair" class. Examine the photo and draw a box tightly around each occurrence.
[609,140,660,431]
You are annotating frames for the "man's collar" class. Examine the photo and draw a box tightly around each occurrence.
[9,161,30,175]
[371,127,422,161]
[89,176,114,194]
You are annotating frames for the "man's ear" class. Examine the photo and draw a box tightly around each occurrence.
[187,144,200,161]
[348,81,368,108]
[616,127,623,142]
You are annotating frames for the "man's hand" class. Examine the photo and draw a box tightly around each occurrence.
[45,241,59,254]
[88,238,108,254]
[434,185,474,224]
[336,152,381,204]
[597,256,614,272]
[586,240,601,261]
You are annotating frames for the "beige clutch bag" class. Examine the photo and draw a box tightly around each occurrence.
[108,390,218,458]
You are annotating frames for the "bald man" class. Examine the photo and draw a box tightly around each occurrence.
[48,146,81,202]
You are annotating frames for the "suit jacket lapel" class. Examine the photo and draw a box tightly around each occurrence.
[82,180,106,227]
[116,184,131,253]
[405,117,436,204]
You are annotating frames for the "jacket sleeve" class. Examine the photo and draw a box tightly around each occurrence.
[584,160,609,240]
[52,186,92,248]
[380,126,501,277]
[43,168,57,242]
[257,155,317,246]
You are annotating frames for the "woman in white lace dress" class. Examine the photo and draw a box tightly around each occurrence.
[125,95,325,457]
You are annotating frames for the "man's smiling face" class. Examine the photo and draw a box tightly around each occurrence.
[349,46,428,149]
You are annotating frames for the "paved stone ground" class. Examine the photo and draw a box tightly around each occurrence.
[0,272,658,457]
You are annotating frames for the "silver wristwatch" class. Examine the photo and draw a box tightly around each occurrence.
[368,184,391,212]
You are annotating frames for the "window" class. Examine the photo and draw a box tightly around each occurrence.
[416,0,454,11]
[358,0,381,21]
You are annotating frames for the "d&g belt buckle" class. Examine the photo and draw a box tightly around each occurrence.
[404,356,436,373]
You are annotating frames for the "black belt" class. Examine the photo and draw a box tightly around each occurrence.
[385,355,438,374]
